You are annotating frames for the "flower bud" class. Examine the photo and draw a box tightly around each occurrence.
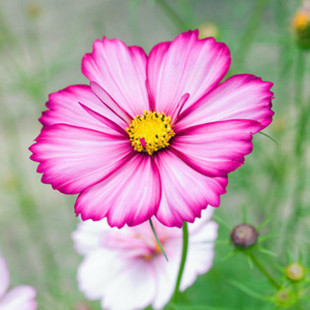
[274,288,296,307]
[198,23,219,39]
[291,5,310,49]
[285,262,306,282]
[27,4,43,19]
[230,224,258,249]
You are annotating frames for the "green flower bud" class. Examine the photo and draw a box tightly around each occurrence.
[291,5,310,50]
[285,263,306,282]
[274,288,296,307]
[198,23,219,40]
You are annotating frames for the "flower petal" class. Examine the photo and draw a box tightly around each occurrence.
[155,151,227,227]
[147,30,231,121]
[82,38,149,117]
[72,220,110,255]
[171,120,259,177]
[40,84,127,133]
[0,258,9,298]
[30,124,132,194]
[77,249,121,300]
[78,250,156,310]
[152,209,218,308]
[90,81,132,124]
[176,74,274,133]
[151,239,180,309]
[0,286,37,310]
[101,257,156,310]
[181,219,218,291]
[187,207,217,237]
[75,155,161,228]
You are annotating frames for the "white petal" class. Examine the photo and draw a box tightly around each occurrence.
[0,286,37,310]
[0,258,9,298]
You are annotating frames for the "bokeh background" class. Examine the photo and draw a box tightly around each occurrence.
[0,0,309,309]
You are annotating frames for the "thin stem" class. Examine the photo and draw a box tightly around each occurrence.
[294,51,306,156]
[172,222,189,303]
[156,0,188,32]
[249,253,280,289]
[286,50,308,247]
[149,219,168,261]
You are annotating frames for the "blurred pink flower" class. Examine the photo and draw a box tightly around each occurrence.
[30,30,274,228]
[0,255,37,310]
[72,208,218,310]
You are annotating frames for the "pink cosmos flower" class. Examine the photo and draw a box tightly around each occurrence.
[72,208,218,310]
[0,255,37,310]
[30,30,274,228]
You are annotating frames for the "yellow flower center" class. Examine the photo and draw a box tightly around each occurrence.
[143,243,163,260]
[126,111,175,155]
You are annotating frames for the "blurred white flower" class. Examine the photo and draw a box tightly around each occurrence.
[72,208,218,310]
[0,255,37,310]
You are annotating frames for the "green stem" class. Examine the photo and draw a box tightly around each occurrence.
[149,219,168,261]
[294,51,306,157]
[156,0,188,32]
[287,50,308,246]
[249,253,280,289]
[172,222,189,303]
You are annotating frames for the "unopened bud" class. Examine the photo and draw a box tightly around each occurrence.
[27,4,43,19]
[285,263,306,282]
[274,288,296,307]
[198,23,219,39]
[230,224,258,249]
[291,5,310,49]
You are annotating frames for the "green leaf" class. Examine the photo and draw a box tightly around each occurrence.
[221,250,236,261]
[258,247,278,257]
[258,232,280,243]
[258,131,279,145]
[229,280,269,301]
[213,215,231,231]
[257,214,274,231]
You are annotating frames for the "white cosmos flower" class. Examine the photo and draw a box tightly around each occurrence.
[72,208,218,310]
[0,254,37,310]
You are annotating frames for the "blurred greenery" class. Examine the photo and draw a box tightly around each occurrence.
[0,0,309,309]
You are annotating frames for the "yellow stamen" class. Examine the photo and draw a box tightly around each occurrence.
[154,242,162,254]
[142,242,164,260]
[126,110,175,155]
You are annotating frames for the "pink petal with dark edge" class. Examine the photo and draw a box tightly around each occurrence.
[176,74,274,133]
[155,151,227,227]
[40,84,127,133]
[75,155,161,228]
[82,38,150,117]
[171,120,259,177]
[147,30,231,121]
[30,124,132,194]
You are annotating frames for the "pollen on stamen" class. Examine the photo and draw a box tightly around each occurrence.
[126,111,175,155]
